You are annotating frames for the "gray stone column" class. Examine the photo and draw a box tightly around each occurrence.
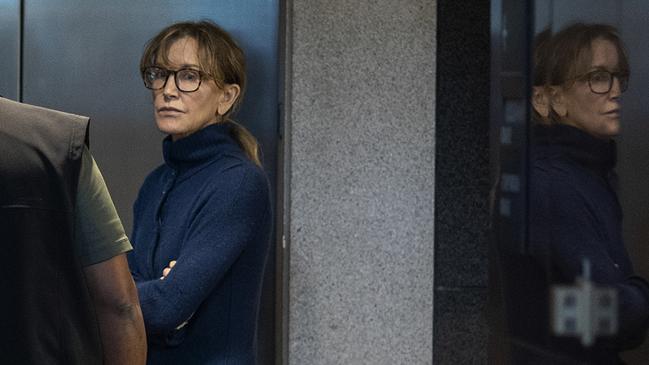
[285,1,436,364]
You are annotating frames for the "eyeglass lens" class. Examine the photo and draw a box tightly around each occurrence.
[143,67,202,92]
[588,70,628,94]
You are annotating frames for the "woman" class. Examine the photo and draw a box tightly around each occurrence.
[527,23,649,363]
[127,21,272,364]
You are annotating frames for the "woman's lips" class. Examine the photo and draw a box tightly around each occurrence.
[157,107,184,116]
[158,107,183,113]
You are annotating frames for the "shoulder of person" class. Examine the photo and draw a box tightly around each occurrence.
[142,163,170,185]
[200,161,270,209]
[532,153,579,177]
[208,152,268,185]
[530,164,583,203]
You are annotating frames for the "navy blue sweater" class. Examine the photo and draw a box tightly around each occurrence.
[527,124,649,363]
[128,123,272,364]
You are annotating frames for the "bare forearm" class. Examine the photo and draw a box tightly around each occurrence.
[95,301,147,364]
[84,254,147,364]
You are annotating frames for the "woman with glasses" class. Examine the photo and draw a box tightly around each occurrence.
[526,23,649,363]
[127,21,271,364]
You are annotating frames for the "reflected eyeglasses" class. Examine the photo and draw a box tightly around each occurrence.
[577,70,629,94]
[141,66,207,93]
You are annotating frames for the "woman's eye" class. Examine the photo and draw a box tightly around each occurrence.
[148,70,165,80]
[180,71,199,81]
[591,72,609,83]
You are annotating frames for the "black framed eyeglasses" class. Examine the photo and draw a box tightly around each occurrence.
[142,66,206,93]
[578,70,629,94]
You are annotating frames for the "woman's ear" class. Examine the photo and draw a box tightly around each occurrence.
[217,84,241,116]
[532,86,550,119]
[549,86,567,118]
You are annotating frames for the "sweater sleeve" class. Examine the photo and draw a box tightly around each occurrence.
[134,166,270,338]
[128,201,143,282]
[529,174,649,348]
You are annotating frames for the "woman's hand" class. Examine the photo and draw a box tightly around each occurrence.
[160,260,177,280]
[159,259,194,330]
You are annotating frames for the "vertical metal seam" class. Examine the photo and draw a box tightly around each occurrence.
[278,0,293,364]
[548,0,554,30]
[18,0,24,102]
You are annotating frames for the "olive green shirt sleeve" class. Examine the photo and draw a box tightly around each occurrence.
[75,146,132,266]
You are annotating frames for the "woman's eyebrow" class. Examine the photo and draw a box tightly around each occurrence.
[156,63,201,70]
[588,65,621,72]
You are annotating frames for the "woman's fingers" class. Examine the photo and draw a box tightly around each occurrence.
[160,260,177,280]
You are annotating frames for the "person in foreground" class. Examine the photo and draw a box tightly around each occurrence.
[127,21,272,364]
[0,97,146,364]
[527,23,649,363]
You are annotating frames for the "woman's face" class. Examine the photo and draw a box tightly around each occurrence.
[152,37,222,141]
[557,38,624,139]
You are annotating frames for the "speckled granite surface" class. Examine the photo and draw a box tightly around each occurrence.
[288,1,436,364]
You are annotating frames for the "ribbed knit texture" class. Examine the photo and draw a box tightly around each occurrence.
[128,123,272,364]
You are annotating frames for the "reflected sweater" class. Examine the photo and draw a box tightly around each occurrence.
[128,123,272,364]
[528,124,649,363]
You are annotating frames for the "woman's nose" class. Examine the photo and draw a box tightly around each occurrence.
[609,76,622,98]
[163,73,179,97]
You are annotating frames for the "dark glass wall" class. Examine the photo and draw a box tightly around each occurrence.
[491,1,649,363]
[434,1,491,363]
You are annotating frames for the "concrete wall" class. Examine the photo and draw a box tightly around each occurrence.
[285,1,436,363]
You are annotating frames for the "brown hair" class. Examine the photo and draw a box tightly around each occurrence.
[540,23,629,124]
[533,28,552,88]
[546,23,629,87]
[140,20,262,167]
[531,28,553,124]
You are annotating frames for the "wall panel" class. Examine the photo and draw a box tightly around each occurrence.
[0,0,19,100]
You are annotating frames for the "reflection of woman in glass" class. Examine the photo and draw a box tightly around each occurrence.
[529,23,649,363]
[127,21,272,364]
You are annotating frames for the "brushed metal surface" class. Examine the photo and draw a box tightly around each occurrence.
[20,2,279,362]
[0,0,19,100]
[22,0,279,232]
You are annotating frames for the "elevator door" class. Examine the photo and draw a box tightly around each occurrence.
[0,1,19,100]
[22,1,279,232]
[11,1,280,362]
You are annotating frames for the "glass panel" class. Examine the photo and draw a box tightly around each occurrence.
[493,1,649,363]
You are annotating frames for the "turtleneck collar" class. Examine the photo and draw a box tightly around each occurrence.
[532,123,617,174]
[162,122,241,171]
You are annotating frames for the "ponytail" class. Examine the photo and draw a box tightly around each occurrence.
[229,121,262,167]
